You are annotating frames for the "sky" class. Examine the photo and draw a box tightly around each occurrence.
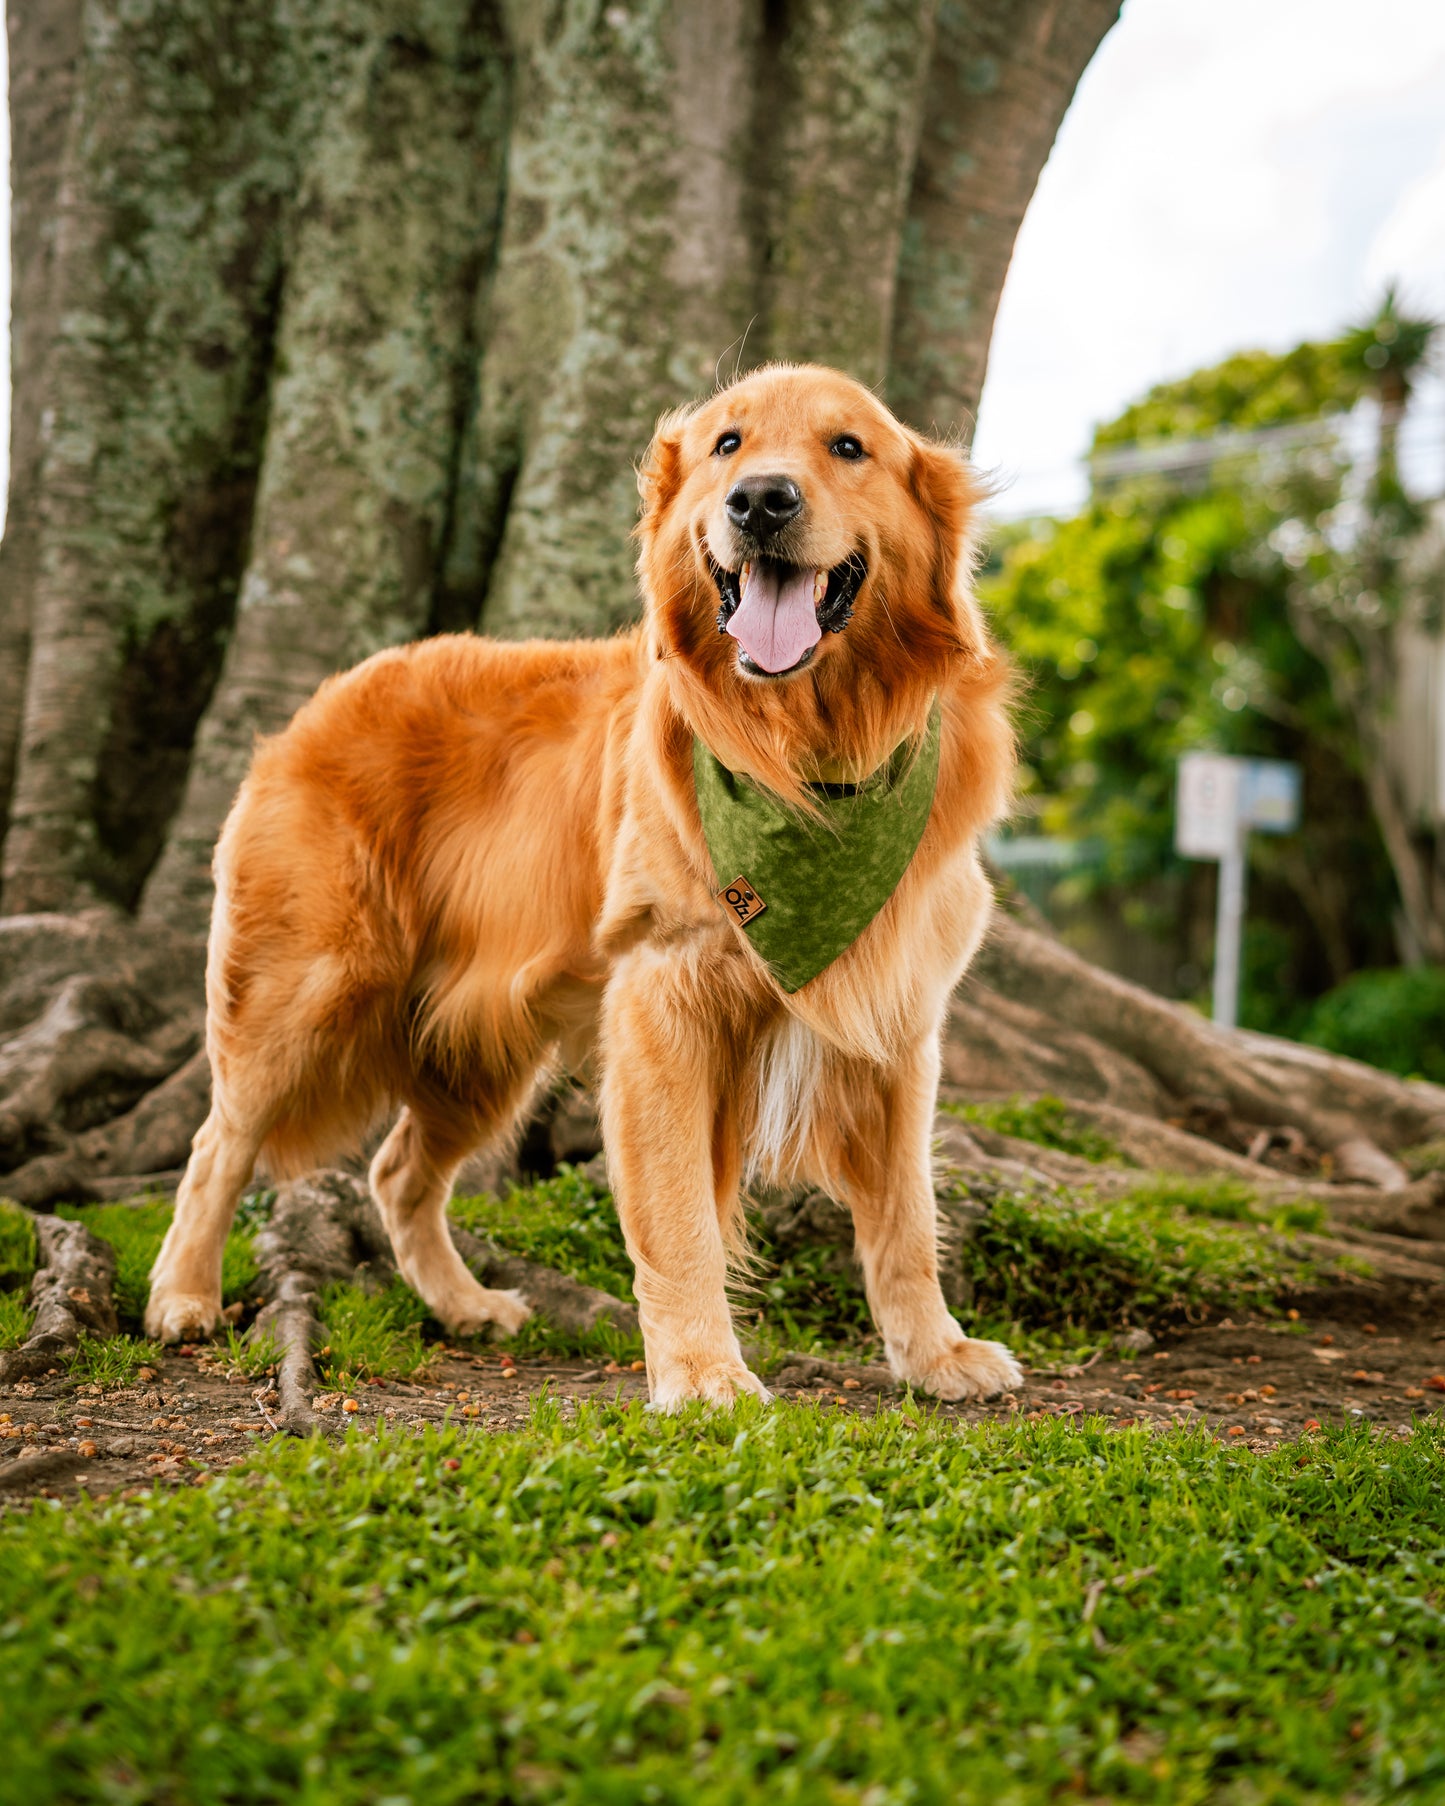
[971,0,1445,516]
[3,0,1445,526]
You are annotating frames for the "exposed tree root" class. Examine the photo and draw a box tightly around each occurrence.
[0,1449,96,1495]
[950,916,1445,1178]
[0,912,205,1206]
[0,1211,118,1382]
[253,1274,325,1437]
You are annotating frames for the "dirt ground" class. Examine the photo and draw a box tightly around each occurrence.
[4,1288,1443,1509]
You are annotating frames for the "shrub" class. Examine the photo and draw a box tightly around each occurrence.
[1300,965,1445,1083]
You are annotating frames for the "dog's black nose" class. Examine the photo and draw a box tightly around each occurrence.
[725,474,803,540]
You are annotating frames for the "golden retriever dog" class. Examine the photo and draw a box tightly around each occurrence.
[146,363,1021,1406]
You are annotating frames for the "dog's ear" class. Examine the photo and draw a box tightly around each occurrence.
[907,435,991,654]
[636,404,696,530]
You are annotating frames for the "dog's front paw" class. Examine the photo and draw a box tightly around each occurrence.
[648,1357,773,1412]
[145,1288,221,1344]
[890,1335,1022,1402]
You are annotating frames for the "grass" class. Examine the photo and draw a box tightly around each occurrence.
[220,1325,282,1380]
[944,1093,1126,1163]
[0,1197,37,1286]
[66,1332,166,1388]
[0,1288,30,1352]
[317,1279,436,1390]
[437,1165,1338,1378]
[0,1406,1441,1804]
[0,1199,38,1348]
[450,1166,645,1364]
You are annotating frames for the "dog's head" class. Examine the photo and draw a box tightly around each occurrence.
[637,364,994,792]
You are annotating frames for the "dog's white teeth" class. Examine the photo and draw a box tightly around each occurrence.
[813,571,827,603]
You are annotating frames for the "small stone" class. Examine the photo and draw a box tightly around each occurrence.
[1303,1418,1322,1432]
[842,1378,861,1390]
[1226,1426,1245,1437]
[1113,1328,1154,1354]
[629,1360,646,1373]
[342,1399,360,1414]
[136,1367,156,1382]
[1405,1387,1424,1399]
[1425,1376,1445,1393]
[77,1440,98,1458]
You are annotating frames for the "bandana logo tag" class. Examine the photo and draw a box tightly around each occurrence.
[718,876,767,925]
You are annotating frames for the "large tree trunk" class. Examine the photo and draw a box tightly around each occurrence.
[3,0,1133,1199]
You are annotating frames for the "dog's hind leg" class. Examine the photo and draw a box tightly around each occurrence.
[369,1105,531,1338]
[146,1102,265,1343]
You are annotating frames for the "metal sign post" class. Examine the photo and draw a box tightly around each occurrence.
[1175,753,1301,1029]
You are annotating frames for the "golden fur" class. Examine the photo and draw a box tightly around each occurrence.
[146,364,1022,1404]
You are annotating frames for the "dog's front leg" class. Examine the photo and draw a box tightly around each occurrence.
[599,944,768,1410]
[840,1032,1022,1402]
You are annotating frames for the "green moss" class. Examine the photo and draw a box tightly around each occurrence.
[949,1176,1327,1342]
[945,1093,1125,1163]
[1403,1139,1445,1179]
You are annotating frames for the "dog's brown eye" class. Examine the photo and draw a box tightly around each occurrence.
[830,435,865,461]
[714,431,741,456]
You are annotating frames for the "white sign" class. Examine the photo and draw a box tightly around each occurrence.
[1176,753,1241,858]
[1175,752,1302,1031]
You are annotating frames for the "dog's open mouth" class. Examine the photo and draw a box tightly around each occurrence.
[709,552,867,677]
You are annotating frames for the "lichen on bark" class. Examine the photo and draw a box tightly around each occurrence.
[143,2,511,931]
[2,0,298,914]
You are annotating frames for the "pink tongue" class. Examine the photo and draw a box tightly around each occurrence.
[726,564,822,674]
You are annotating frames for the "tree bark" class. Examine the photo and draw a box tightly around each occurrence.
[2,0,296,915]
[888,0,1120,437]
[0,0,85,836]
[142,5,510,931]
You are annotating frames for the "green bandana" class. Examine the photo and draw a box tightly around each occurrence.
[692,704,941,993]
